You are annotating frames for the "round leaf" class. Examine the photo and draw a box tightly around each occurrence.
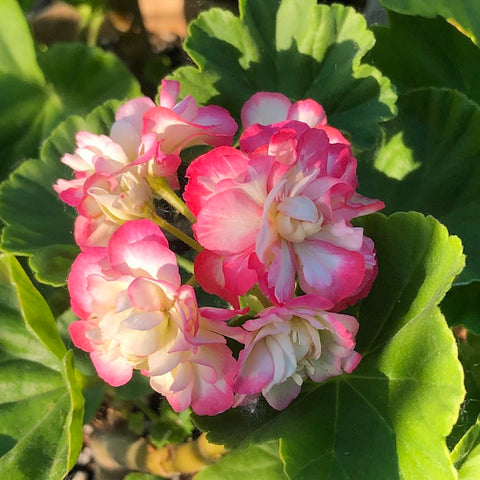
[379,0,480,46]
[196,441,287,480]
[0,34,141,180]
[364,88,480,286]
[368,13,480,104]
[171,0,396,150]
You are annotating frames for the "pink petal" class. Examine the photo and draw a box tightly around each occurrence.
[107,220,179,283]
[127,277,176,311]
[184,146,250,217]
[295,239,365,305]
[159,79,181,109]
[69,320,95,352]
[194,250,256,308]
[236,341,275,395]
[287,99,327,127]
[194,189,262,253]
[68,247,107,320]
[241,92,291,128]
[90,351,133,387]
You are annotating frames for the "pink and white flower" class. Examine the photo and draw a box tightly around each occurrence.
[185,120,383,308]
[235,295,361,410]
[68,219,241,415]
[55,79,238,249]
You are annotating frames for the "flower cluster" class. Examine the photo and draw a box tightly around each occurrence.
[57,83,383,415]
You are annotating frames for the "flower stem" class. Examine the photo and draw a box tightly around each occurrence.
[149,177,196,223]
[249,284,273,308]
[176,254,195,274]
[149,212,202,252]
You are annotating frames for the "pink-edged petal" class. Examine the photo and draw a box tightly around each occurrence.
[87,274,127,316]
[255,241,296,304]
[343,351,362,373]
[295,239,365,305]
[107,220,180,283]
[287,99,327,127]
[115,97,155,124]
[332,236,378,311]
[69,320,95,352]
[191,105,238,140]
[241,92,291,128]
[240,120,309,154]
[194,189,262,253]
[339,192,385,222]
[236,341,275,395]
[184,146,250,216]
[113,241,180,284]
[54,178,85,207]
[317,125,350,145]
[263,376,301,410]
[68,247,107,320]
[159,79,181,109]
[148,346,183,377]
[90,351,133,386]
[74,215,119,250]
[194,250,243,308]
[268,128,297,165]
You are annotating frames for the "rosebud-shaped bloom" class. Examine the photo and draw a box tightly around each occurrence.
[141,79,238,157]
[54,132,130,207]
[185,118,383,308]
[55,80,238,246]
[68,219,241,414]
[73,170,153,249]
[147,308,245,416]
[68,219,195,386]
[235,296,361,410]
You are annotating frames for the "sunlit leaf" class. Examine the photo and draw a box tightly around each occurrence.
[368,13,480,105]
[379,0,480,46]
[0,1,140,180]
[0,254,84,478]
[172,0,396,150]
[196,441,287,480]
[362,88,480,286]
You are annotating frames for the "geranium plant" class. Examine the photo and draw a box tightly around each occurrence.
[0,0,479,479]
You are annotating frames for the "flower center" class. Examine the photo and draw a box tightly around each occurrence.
[275,196,323,242]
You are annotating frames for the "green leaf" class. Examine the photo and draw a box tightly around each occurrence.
[379,0,480,46]
[0,254,84,478]
[368,13,480,105]
[195,213,465,479]
[0,14,141,180]
[0,101,119,286]
[0,0,43,81]
[364,88,480,285]
[451,416,480,479]
[196,441,287,480]
[172,0,396,150]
